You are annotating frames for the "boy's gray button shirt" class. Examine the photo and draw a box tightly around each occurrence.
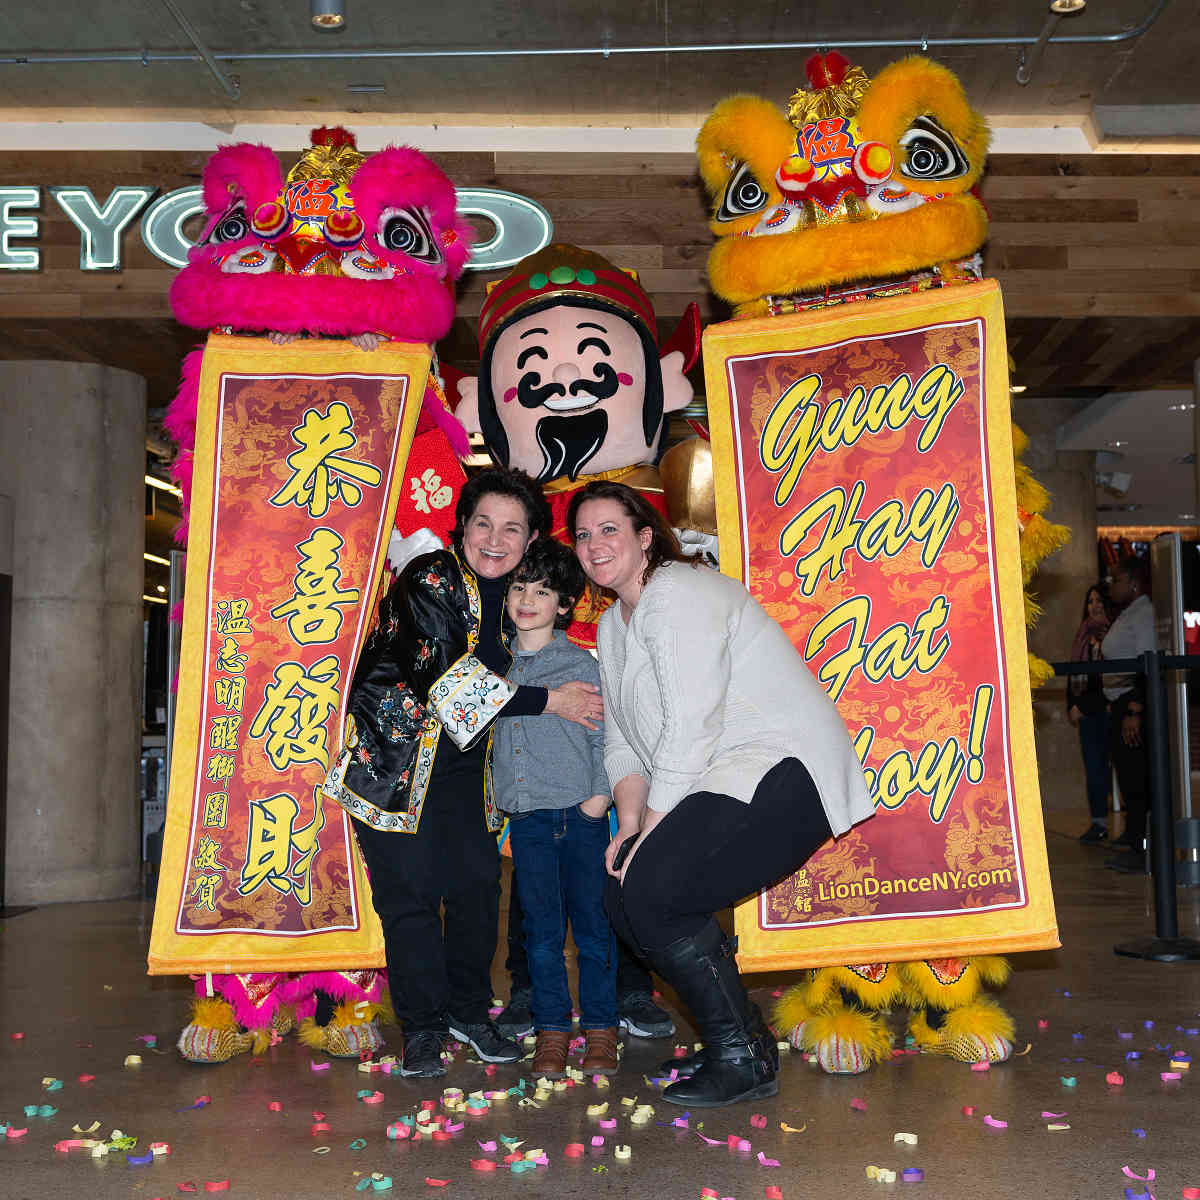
[492,630,610,813]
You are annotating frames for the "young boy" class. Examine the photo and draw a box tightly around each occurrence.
[491,540,618,1078]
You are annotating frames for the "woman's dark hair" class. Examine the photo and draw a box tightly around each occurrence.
[566,479,696,586]
[1081,583,1111,625]
[511,540,587,629]
[452,465,552,549]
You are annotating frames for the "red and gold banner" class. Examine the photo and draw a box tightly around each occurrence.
[704,282,1058,970]
[149,334,430,974]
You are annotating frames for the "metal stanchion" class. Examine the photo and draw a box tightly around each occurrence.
[1112,651,1200,961]
[1053,653,1200,962]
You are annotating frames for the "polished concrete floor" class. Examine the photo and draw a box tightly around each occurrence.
[3,828,1199,1200]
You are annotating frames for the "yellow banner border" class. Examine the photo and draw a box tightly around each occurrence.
[148,334,429,975]
[702,283,1059,970]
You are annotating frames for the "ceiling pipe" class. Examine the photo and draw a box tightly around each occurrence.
[0,0,1168,73]
[1016,11,1063,86]
[157,0,240,101]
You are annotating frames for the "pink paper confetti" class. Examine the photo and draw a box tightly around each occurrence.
[1107,1072,1125,1086]
[1122,1167,1156,1182]
[983,1115,1008,1129]
[757,1152,780,1167]
[1040,1111,1067,1119]
[599,1118,617,1129]
[591,1136,604,1147]
[477,1140,497,1152]
[268,1102,282,1112]
[471,1159,497,1171]
[312,1111,326,1121]
[961,1106,976,1117]
[10,1032,25,1040]
[563,1144,585,1157]
[310,1061,330,1072]
[970,1062,990,1072]
[750,1114,768,1129]
[78,1074,95,1084]
[696,1132,723,1146]
[6,1128,28,1139]
[424,1179,450,1188]
[672,1115,689,1129]
[360,1091,384,1104]
[1162,1072,1182,1081]
[1037,1019,1050,1030]
[850,1098,867,1111]
[766,1189,784,1200]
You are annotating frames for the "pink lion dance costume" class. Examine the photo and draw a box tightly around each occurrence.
[166,127,472,1063]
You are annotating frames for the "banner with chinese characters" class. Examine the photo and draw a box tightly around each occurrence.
[703,282,1058,971]
[149,334,430,974]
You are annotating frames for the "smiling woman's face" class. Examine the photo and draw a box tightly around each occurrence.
[572,497,652,600]
[460,491,535,580]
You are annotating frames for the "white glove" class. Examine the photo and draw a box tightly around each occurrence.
[386,527,444,576]
[675,527,719,566]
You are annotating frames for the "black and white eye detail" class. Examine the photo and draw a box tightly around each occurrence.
[898,116,969,181]
[377,206,442,263]
[715,162,770,222]
[208,203,250,243]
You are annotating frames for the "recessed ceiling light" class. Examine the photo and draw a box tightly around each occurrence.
[1179,513,1197,521]
[346,83,385,93]
[311,0,345,30]
[1009,384,1027,394]
[1107,440,1128,448]
[1050,0,1086,13]
[156,584,167,593]
[1167,402,1196,412]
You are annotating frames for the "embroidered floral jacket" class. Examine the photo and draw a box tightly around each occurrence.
[323,547,515,833]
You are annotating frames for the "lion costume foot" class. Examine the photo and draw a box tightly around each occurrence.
[177,997,255,1064]
[774,965,899,1075]
[908,998,1014,1063]
[299,1001,387,1059]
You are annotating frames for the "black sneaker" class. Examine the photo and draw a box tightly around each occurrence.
[495,988,534,1040]
[447,1017,522,1063]
[400,1030,446,1077]
[619,990,676,1039]
[1079,824,1108,845]
[1105,851,1149,875]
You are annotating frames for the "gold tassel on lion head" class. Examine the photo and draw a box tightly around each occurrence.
[697,51,990,311]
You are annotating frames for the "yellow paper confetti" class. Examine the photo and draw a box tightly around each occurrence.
[586,1102,609,1117]
[614,1144,632,1160]
[894,1132,918,1145]
[781,1121,807,1133]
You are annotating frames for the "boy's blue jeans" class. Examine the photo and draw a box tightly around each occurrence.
[507,804,617,1032]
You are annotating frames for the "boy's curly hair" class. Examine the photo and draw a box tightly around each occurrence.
[511,539,587,629]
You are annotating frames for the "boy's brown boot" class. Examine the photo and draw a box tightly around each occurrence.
[532,1029,570,1079]
[581,1027,620,1075]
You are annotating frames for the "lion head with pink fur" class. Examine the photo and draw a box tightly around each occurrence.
[170,126,472,342]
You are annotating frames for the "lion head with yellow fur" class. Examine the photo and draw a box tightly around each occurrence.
[698,52,990,317]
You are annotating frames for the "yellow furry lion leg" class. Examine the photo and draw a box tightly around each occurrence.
[299,1000,386,1059]
[177,997,255,1064]
[774,965,900,1075]
[900,958,1014,1063]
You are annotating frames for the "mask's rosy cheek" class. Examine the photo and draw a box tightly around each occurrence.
[617,372,634,386]
[503,387,518,403]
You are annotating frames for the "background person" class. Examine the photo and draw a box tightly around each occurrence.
[1070,584,1113,845]
[569,481,874,1107]
[323,467,603,1077]
[1101,556,1156,874]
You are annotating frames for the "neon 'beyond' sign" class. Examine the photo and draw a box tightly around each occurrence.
[0,186,553,273]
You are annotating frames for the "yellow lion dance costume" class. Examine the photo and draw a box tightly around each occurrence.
[697,50,1065,1073]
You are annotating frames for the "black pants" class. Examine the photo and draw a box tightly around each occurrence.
[1110,692,1148,846]
[506,866,654,997]
[606,758,834,954]
[353,766,500,1033]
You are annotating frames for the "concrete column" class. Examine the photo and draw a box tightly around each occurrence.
[0,362,145,903]
[1011,395,1099,821]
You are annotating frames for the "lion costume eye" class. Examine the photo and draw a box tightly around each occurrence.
[898,116,969,181]
[715,163,770,222]
[209,204,250,243]
[377,207,442,263]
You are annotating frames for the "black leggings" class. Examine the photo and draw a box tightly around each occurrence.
[606,757,834,954]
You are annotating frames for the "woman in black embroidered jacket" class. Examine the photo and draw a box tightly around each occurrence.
[325,466,603,1077]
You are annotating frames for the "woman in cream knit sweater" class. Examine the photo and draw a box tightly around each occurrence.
[568,480,873,1107]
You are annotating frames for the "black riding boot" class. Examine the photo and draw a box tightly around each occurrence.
[644,922,777,1107]
[657,1001,778,1079]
